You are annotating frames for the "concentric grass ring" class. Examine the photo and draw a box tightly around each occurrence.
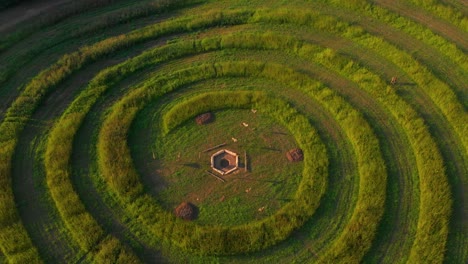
[88,53,386,259]
[0,1,463,263]
[98,89,328,254]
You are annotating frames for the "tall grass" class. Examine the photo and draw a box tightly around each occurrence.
[0,0,200,51]
[38,31,326,254]
[85,34,385,258]
[216,30,453,263]
[257,63,386,263]
[0,2,460,261]
[97,87,328,254]
[44,112,141,263]
[0,131,41,262]
[254,6,468,112]
[214,29,453,262]
[90,27,454,260]
[320,1,468,67]
[407,0,468,30]
[1,0,118,50]
[49,25,386,257]
[0,0,201,89]
[0,9,253,263]
[163,91,266,133]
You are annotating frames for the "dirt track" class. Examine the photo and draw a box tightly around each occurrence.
[375,0,468,51]
[0,0,71,33]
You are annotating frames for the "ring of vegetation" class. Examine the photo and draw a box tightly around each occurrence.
[151,98,301,225]
[123,73,362,261]
[98,90,328,254]
[92,56,386,260]
[0,1,464,263]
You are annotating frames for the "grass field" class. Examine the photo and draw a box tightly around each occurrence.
[0,0,466,263]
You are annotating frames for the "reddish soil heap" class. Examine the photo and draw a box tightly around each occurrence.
[174,202,198,220]
[286,148,304,162]
[195,112,213,125]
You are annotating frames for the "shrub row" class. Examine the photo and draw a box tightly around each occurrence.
[57,28,385,258]
[114,28,454,260]
[0,0,201,88]
[163,91,266,133]
[0,0,119,50]
[250,6,464,178]
[2,4,456,260]
[254,63,386,263]
[221,30,453,263]
[250,12,459,262]
[94,236,140,264]
[319,1,467,69]
[305,42,452,263]
[44,112,140,263]
[0,125,41,262]
[0,9,253,262]
[84,31,385,260]
[0,0,201,51]
[98,86,328,254]
[199,29,452,263]
[407,0,468,30]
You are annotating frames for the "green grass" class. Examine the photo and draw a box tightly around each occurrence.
[127,74,359,262]
[155,108,302,226]
[0,0,465,262]
[97,88,328,254]
[90,52,384,260]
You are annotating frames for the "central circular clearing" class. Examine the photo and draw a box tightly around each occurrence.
[135,109,303,226]
[103,89,328,254]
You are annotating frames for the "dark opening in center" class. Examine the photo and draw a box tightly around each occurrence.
[220,159,230,168]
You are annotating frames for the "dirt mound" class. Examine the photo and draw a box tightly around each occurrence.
[286,148,303,162]
[174,202,198,220]
[195,112,213,125]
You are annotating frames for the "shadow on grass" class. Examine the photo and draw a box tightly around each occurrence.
[182,162,201,169]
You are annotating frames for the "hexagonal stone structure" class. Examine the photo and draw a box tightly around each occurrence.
[211,149,239,175]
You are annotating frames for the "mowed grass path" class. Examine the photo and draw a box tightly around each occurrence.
[0,0,465,263]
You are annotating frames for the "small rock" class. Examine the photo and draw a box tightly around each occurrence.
[286,148,304,162]
[195,112,214,125]
[174,202,198,220]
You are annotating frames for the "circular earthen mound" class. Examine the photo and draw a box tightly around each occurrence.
[286,148,304,162]
[175,202,198,220]
[195,112,213,125]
